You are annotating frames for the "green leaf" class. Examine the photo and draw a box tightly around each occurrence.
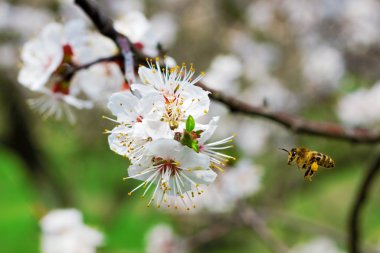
[186,115,195,132]
[191,141,199,152]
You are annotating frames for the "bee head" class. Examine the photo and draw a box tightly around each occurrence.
[280,148,297,165]
[288,148,298,164]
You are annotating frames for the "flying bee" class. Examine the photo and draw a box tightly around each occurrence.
[280,147,335,181]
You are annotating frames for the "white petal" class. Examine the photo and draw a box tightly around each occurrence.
[138,66,164,89]
[146,139,181,159]
[182,84,210,119]
[143,119,173,140]
[108,92,140,122]
[177,145,210,170]
[131,83,158,97]
[183,168,217,186]
[108,125,133,156]
[198,116,219,144]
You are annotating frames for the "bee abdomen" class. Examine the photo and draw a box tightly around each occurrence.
[318,154,335,168]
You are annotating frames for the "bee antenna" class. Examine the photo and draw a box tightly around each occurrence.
[279,148,289,153]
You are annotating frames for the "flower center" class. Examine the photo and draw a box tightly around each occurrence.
[52,81,69,95]
[136,115,143,123]
[162,93,185,130]
[153,158,180,176]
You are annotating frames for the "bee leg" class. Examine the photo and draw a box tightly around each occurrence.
[304,168,313,181]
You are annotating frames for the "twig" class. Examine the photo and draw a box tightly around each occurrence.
[349,155,380,253]
[239,204,289,253]
[185,220,236,251]
[62,54,122,80]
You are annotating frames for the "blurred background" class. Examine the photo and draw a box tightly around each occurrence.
[1,0,380,252]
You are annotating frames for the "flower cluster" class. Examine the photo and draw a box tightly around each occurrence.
[107,60,234,210]
[18,19,124,123]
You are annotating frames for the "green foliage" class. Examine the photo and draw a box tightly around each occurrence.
[0,148,39,253]
[186,115,195,132]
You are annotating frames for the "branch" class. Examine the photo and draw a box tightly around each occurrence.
[239,204,289,253]
[349,155,380,253]
[75,0,146,60]
[197,83,380,143]
[185,220,236,251]
[75,0,380,144]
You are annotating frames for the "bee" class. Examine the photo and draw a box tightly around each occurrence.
[280,147,335,181]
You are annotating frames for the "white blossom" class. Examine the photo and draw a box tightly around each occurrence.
[302,43,345,92]
[71,62,124,105]
[40,209,103,253]
[337,81,380,128]
[28,87,92,124]
[246,1,276,31]
[290,237,344,253]
[106,61,233,209]
[132,61,210,131]
[115,11,177,56]
[18,19,119,122]
[107,91,168,161]
[196,159,262,213]
[150,12,178,48]
[145,224,187,253]
[342,0,380,51]
[197,117,235,172]
[114,11,159,56]
[203,54,242,95]
[229,31,279,83]
[241,77,298,112]
[6,5,53,38]
[126,139,216,210]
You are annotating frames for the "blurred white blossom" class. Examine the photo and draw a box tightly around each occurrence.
[196,159,262,213]
[241,77,298,111]
[290,237,344,253]
[151,12,178,48]
[40,209,103,253]
[247,1,276,31]
[71,62,124,105]
[229,31,279,82]
[203,54,242,95]
[302,43,345,92]
[18,19,119,122]
[115,11,160,56]
[114,11,178,56]
[281,0,323,34]
[3,4,53,38]
[234,118,272,156]
[342,0,380,51]
[145,224,187,253]
[337,81,380,127]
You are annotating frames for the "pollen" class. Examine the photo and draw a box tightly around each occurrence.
[311,162,319,172]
